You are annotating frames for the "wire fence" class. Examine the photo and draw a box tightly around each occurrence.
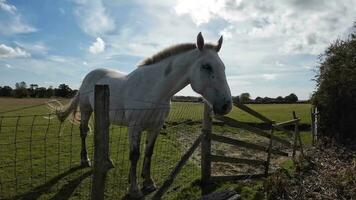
[0,102,204,199]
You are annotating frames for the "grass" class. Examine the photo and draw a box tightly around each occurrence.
[0,98,312,199]
[227,103,312,124]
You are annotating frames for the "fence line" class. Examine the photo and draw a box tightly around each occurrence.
[0,87,306,199]
[0,101,204,199]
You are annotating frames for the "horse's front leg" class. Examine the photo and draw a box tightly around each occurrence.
[128,125,143,199]
[141,129,160,194]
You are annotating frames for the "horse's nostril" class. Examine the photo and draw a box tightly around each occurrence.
[222,103,228,111]
[222,100,231,112]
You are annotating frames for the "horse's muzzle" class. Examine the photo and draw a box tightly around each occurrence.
[213,100,232,116]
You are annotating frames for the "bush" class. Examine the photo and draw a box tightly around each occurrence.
[313,24,356,143]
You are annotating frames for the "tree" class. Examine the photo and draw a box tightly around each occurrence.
[0,86,13,97]
[35,87,47,98]
[313,23,356,143]
[55,84,72,97]
[28,84,39,97]
[255,96,263,103]
[232,96,240,103]
[13,81,28,98]
[276,96,284,102]
[284,93,298,103]
[239,93,251,103]
[46,86,54,98]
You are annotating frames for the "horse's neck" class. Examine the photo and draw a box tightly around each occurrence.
[134,50,196,103]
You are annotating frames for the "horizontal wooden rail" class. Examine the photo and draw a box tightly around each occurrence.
[210,155,266,166]
[274,118,300,127]
[210,173,267,182]
[215,116,292,147]
[234,102,297,138]
[211,134,288,157]
[233,102,274,123]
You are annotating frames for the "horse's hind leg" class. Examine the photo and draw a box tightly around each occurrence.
[80,109,92,167]
[141,129,159,194]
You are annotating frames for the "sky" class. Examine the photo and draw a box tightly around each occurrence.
[0,0,355,100]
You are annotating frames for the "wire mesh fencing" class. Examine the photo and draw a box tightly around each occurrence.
[0,102,204,199]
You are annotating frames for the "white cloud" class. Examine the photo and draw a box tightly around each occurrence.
[0,44,30,58]
[0,1,36,35]
[1,63,13,68]
[0,0,16,13]
[262,73,277,80]
[73,0,115,36]
[89,37,105,54]
[219,25,234,39]
[14,41,49,54]
[174,0,356,55]
[1,0,346,100]
[175,0,225,25]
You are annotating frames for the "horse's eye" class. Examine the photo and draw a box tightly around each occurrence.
[202,64,212,71]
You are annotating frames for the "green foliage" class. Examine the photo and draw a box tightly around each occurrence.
[240,93,251,103]
[280,159,295,175]
[313,24,356,142]
[13,81,28,98]
[234,181,265,200]
[284,93,298,103]
[0,86,12,97]
[0,83,76,98]
[236,94,300,104]
[55,83,73,97]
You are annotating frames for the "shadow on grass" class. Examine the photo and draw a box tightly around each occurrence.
[166,119,311,131]
[51,170,92,200]
[12,165,92,200]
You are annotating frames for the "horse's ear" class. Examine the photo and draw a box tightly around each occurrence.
[216,35,223,52]
[197,32,204,51]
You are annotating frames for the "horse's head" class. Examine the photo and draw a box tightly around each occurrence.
[190,32,232,115]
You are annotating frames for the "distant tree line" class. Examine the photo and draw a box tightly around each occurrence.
[0,82,77,98]
[171,93,302,104]
[233,92,302,104]
[171,96,203,102]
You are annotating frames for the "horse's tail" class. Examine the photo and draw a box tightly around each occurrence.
[55,94,80,123]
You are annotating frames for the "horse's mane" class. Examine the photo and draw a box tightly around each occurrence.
[137,43,217,67]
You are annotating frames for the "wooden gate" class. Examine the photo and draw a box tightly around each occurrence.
[201,101,304,188]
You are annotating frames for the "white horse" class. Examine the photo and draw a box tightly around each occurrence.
[56,32,232,199]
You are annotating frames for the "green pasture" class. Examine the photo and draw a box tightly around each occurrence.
[0,98,312,199]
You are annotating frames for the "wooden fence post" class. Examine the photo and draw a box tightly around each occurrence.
[91,85,114,200]
[265,127,274,176]
[314,107,318,142]
[293,111,304,156]
[292,111,304,158]
[292,111,298,158]
[201,101,212,194]
[311,107,315,146]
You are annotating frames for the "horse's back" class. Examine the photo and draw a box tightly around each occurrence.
[79,68,127,109]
